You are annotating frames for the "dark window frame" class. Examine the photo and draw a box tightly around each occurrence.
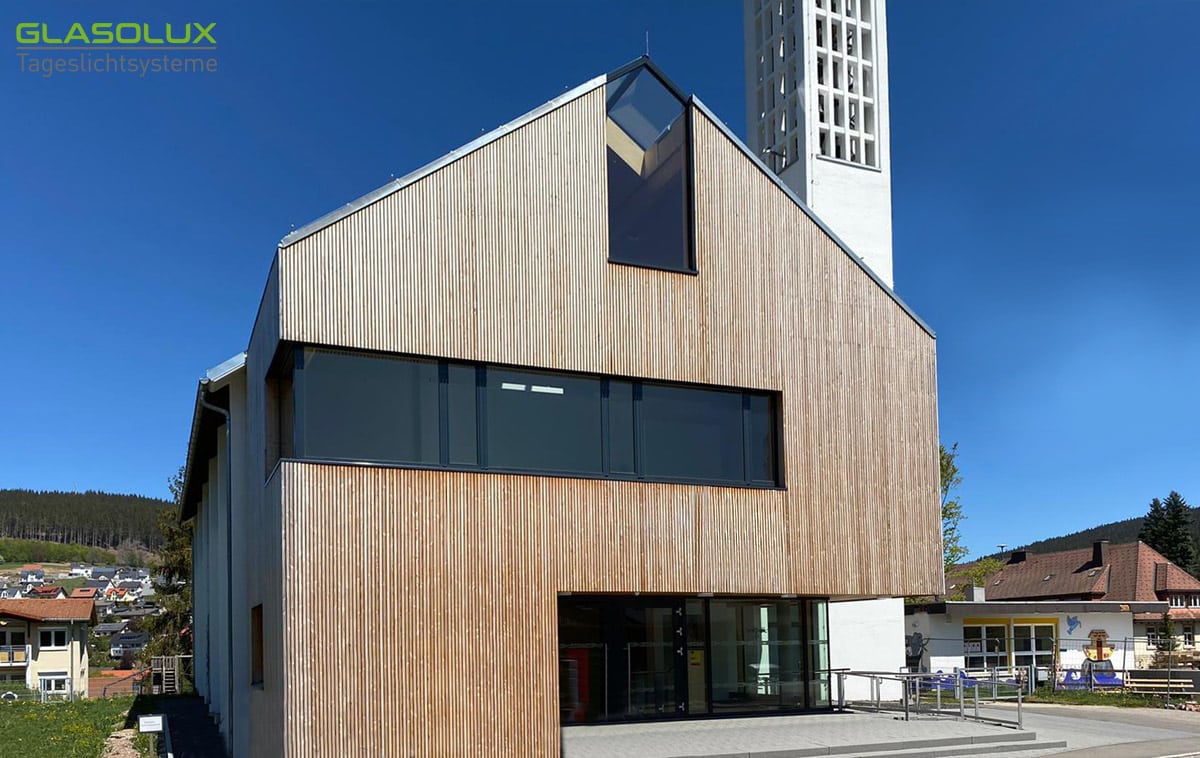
[250,604,264,688]
[604,61,699,276]
[280,344,784,490]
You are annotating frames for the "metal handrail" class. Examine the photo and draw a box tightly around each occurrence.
[827,667,1025,730]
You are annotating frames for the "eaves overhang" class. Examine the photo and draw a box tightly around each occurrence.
[179,352,246,523]
[906,600,1171,617]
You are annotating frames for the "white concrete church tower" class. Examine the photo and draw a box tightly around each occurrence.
[744,0,894,287]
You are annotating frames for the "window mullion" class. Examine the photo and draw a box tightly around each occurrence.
[633,382,644,478]
[476,365,487,469]
[600,380,611,476]
[741,393,752,484]
[438,362,449,466]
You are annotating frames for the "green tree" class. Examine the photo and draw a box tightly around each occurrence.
[141,467,193,661]
[1139,497,1166,549]
[940,443,968,571]
[943,556,1004,600]
[1141,492,1198,575]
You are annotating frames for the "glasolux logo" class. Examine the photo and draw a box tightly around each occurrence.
[15,21,220,78]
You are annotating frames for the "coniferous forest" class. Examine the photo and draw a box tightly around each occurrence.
[0,489,170,552]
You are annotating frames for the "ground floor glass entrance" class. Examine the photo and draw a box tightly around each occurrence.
[559,595,829,723]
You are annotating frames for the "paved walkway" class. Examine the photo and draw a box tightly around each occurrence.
[982,703,1200,758]
[562,704,1200,758]
[562,711,1030,757]
[130,695,224,758]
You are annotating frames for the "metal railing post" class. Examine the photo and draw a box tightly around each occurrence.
[958,676,965,720]
[874,676,880,711]
[836,671,846,710]
[1017,675,1024,730]
[936,680,942,713]
[974,682,979,720]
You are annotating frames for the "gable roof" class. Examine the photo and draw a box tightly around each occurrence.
[952,541,1200,602]
[0,598,96,622]
[70,587,100,599]
[26,586,65,598]
[274,57,932,338]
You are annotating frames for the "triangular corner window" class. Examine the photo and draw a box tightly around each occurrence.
[605,65,694,273]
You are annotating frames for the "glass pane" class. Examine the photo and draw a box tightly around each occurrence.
[608,380,636,474]
[709,600,802,713]
[606,66,691,271]
[641,384,745,482]
[485,368,602,474]
[746,393,778,483]
[295,349,439,464]
[986,626,1007,652]
[625,605,677,717]
[807,599,830,707]
[447,363,478,466]
[559,600,609,723]
[686,599,707,715]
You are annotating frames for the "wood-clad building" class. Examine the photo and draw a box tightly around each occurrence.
[182,59,941,757]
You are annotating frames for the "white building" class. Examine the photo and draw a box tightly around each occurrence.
[906,600,1169,683]
[744,0,894,286]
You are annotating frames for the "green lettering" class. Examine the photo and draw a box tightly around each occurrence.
[42,23,63,44]
[165,23,190,44]
[91,23,113,45]
[193,22,216,45]
[15,23,39,45]
[143,23,163,45]
[115,22,140,44]
[64,23,88,44]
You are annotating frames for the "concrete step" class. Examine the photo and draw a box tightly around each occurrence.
[664,731,1065,758]
[846,740,1070,758]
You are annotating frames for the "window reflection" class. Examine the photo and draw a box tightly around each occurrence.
[606,65,693,271]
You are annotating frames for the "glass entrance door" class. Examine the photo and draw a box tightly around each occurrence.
[558,595,827,723]
[621,601,686,717]
[559,596,687,721]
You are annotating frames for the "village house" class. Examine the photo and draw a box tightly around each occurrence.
[0,598,94,698]
[912,540,1200,674]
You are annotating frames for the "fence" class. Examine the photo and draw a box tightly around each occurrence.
[831,669,1026,729]
[917,634,1199,679]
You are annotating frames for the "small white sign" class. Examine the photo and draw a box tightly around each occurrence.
[138,714,164,733]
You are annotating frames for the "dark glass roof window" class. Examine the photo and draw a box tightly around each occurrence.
[605,64,694,273]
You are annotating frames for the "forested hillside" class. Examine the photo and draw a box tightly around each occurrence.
[1002,505,1200,557]
[0,490,170,550]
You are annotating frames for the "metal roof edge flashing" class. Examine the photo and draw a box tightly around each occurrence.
[205,352,247,385]
[689,97,934,339]
[278,74,608,249]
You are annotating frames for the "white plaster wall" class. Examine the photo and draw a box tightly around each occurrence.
[906,611,965,672]
[829,598,904,700]
[809,158,893,286]
[1056,612,1135,670]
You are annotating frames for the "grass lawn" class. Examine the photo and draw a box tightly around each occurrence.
[0,695,153,758]
[1025,688,1158,708]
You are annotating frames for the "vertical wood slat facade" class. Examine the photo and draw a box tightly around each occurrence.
[232,80,940,756]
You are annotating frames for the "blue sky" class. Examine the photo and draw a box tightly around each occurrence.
[1,2,1196,558]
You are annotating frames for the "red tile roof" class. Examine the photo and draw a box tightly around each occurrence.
[0,598,96,622]
[26,586,63,598]
[952,541,1200,604]
[69,587,99,599]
